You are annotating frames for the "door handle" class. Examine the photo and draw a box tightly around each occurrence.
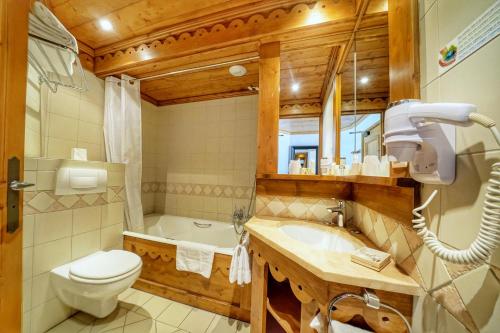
[9,180,35,191]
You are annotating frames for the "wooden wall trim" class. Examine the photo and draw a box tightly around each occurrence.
[279,103,322,118]
[334,75,342,164]
[257,42,280,174]
[388,0,420,101]
[93,1,356,77]
[341,97,388,112]
[158,90,257,106]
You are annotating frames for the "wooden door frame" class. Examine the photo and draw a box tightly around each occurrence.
[0,1,30,332]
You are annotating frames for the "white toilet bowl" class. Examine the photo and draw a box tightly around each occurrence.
[50,250,142,318]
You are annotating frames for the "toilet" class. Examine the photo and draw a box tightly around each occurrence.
[50,250,142,318]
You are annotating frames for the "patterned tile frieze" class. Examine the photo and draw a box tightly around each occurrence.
[23,186,125,215]
[166,182,252,199]
[141,181,166,194]
[255,195,349,223]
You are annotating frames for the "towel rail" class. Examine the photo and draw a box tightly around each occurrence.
[28,33,88,93]
[328,288,412,333]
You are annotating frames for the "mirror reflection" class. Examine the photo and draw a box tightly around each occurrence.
[278,117,320,174]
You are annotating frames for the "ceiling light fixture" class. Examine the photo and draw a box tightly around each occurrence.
[291,83,300,92]
[99,19,113,31]
[360,76,369,84]
[229,65,247,77]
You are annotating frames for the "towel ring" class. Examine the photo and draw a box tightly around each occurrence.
[328,288,412,333]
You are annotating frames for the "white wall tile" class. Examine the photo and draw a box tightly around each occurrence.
[454,266,500,332]
[72,230,101,260]
[30,297,72,333]
[34,211,72,245]
[33,237,71,275]
[102,202,124,226]
[31,272,56,308]
[73,206,101,235]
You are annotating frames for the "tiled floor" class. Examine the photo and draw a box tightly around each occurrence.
[45,288,250,333]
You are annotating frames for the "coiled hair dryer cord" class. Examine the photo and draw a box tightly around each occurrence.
[412,113,500,264]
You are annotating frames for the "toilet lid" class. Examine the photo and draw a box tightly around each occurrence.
[69,250,141,280]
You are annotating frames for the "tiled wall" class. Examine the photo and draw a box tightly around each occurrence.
[255,195,352,224]
[24,69,106,161]
[25,65,42,157]
[415,0,500,332]
[141,100,168,214]
[141,95,258,222]
[22,157,125,333]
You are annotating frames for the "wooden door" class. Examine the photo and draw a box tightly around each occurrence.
[0,1,30,332]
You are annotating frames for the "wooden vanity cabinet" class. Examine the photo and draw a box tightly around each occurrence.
[249,236,413,333]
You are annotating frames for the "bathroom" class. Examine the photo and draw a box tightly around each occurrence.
[1,0,499,332]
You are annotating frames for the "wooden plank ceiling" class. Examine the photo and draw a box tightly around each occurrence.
[46,0,388,106]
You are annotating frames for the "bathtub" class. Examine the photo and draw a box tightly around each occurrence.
[123,214,251,321]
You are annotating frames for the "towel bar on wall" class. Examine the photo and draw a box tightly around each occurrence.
[328,288,412,333]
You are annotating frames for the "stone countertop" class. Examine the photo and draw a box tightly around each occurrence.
[245,216,423,296]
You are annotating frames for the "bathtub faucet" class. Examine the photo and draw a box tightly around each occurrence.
[233,206,247,224]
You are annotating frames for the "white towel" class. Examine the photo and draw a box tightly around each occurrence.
[229,233,251,285]
[310,314,371,333]
[176,240,216,278]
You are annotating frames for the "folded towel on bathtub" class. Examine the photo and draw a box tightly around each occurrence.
[176,240,216,278]
[229,232,251,285]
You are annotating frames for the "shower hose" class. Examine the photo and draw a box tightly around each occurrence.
[412,112,500,264]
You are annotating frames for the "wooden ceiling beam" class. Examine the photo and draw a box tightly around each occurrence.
[157,90,257,106]
[93,0,357,77]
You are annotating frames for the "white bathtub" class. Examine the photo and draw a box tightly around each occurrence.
[123,214,239,255]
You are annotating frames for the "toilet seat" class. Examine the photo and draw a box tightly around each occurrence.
[69,250,142,284]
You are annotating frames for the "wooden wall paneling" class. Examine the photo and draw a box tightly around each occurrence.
[351,183,417,225]
[334,75,342,164]
[257,42,280,174]
[0,0,29,331]
[124,236,251,321]
[388,0,419,101]
[256,177,352,200]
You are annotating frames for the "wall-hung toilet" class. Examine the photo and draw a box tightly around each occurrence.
[50,250,142,318]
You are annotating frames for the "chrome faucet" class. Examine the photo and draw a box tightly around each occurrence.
[326,200,346,227]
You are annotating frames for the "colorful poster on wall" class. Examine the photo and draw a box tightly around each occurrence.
[438,0,500,75]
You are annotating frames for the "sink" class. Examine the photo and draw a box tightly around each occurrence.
[279,224,362,253]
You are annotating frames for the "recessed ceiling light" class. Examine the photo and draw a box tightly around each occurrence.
[229,65,247,77]
[291,83,300,92]
[360,76,369,84]
[99,19,113,31]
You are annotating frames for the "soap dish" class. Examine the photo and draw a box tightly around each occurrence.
[351,247,391,271]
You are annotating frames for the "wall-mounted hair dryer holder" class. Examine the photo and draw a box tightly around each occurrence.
[383,99,475,185]
[383,100,500,265]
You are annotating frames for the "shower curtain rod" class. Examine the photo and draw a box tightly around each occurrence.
[128,56,260,83]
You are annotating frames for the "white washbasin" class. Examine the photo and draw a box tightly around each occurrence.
[279,224,362,253]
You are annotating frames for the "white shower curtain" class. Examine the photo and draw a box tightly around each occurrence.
[104,75,144,232]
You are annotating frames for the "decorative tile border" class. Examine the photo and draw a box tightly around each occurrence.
[255,195,350,223]
[23,186,125,215]
[166,182,252,199]
[142,181,166,193]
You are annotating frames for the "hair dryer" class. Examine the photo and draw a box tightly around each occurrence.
[383,100,500,264]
